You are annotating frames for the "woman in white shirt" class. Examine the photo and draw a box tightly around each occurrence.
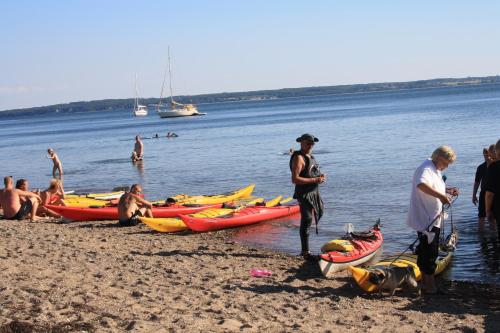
[407,146,459,294]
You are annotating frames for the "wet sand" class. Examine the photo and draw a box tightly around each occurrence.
[0,219,498,333]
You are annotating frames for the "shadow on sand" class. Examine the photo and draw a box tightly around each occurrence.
[130,249,273,259]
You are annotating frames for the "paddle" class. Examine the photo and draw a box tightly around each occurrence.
[265,196,283,207]
[278,197,293,205]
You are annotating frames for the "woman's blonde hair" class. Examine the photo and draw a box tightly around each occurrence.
[431,145,456,163]
[48,178,60,190]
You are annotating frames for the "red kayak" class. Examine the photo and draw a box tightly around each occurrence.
[180,204,300,232]
[45,204,221,221]
[318,222,383,277]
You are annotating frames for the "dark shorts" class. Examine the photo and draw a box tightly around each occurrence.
[119,210,143,227]
[416,227,441,275]
[10,200,33,220]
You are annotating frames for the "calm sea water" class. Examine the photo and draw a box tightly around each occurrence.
[1,84,499,284]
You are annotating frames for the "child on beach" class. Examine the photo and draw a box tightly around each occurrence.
[47,148,63,179]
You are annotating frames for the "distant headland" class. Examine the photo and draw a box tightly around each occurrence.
[2,75,499,116]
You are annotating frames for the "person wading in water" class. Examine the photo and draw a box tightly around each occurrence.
[290,133,326,261]
[407,146,459,294]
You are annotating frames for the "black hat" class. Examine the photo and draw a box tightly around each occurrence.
[296,133,319,143]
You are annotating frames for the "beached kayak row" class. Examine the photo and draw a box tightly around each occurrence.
[46,203,223,221]
[46,185,301,233]
[61,184,256,207]
[26,183,459,291]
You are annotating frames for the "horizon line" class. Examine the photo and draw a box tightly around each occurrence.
[2,74,499,113]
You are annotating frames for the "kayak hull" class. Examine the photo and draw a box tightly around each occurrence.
[181,205,300,232]
[45,204,221,221]
[140,208,235,233]
[349,251,455,293]
[319,225,383,277]
[63,197,112,207]
[319,248,382,277]
[140,217,188,233]
[175,184,255,205]
[140,197,288,233]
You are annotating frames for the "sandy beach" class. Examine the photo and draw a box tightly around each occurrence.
[0,218,498,333]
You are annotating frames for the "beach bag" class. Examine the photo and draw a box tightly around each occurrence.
[321,239,354,253]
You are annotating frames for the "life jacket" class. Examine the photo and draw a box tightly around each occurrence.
[289,150,321,199]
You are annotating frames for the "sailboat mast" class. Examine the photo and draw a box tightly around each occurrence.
[158,64,168,110]
[134,74,139,112]
[168,46,174,104]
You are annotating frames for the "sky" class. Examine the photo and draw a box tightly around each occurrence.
[1,0,499,111]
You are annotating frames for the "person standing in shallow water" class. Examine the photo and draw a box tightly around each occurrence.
[485,139,500,239]
[472,148,490,220]
[47,148,63,179]
[407,146,459,294]
[131,135,144,162]
[290,133,326,261]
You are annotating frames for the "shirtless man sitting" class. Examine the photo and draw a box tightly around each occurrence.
[15,178,32,203]
[0,176,41,222]
[117,184,153,226]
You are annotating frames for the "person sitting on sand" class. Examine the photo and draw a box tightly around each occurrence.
[0,176,42,222]
[117,184,153,226]
[47,148,63,179]
[15,178,32,203]
[131,135,144,162]
[37,179,67,218]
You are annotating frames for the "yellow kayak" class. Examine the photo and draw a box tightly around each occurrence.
[65,185,257,208]
[141,208,235,233]
[65,191,124,199]
[141,196,290,233]
[64,197,112,207]
[349,251,454,293]
[63,191,125,207]
[85,191,125,200]
[173,184,255,205]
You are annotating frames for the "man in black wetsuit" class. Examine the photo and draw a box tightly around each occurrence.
[290,134,326,261]
[472,148,489,219]
[485,139,500,238]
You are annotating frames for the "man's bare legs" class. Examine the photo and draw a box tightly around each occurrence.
[53,166,63,179]
[139,207,153,218]
[30,197,41,222]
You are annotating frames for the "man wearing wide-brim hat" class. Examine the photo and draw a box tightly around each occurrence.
[289,133,326,261]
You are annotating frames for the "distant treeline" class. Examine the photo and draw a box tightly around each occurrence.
[2,75,500,116]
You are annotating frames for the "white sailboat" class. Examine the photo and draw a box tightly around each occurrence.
[133,75,148,117]
[157,47,205,118]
